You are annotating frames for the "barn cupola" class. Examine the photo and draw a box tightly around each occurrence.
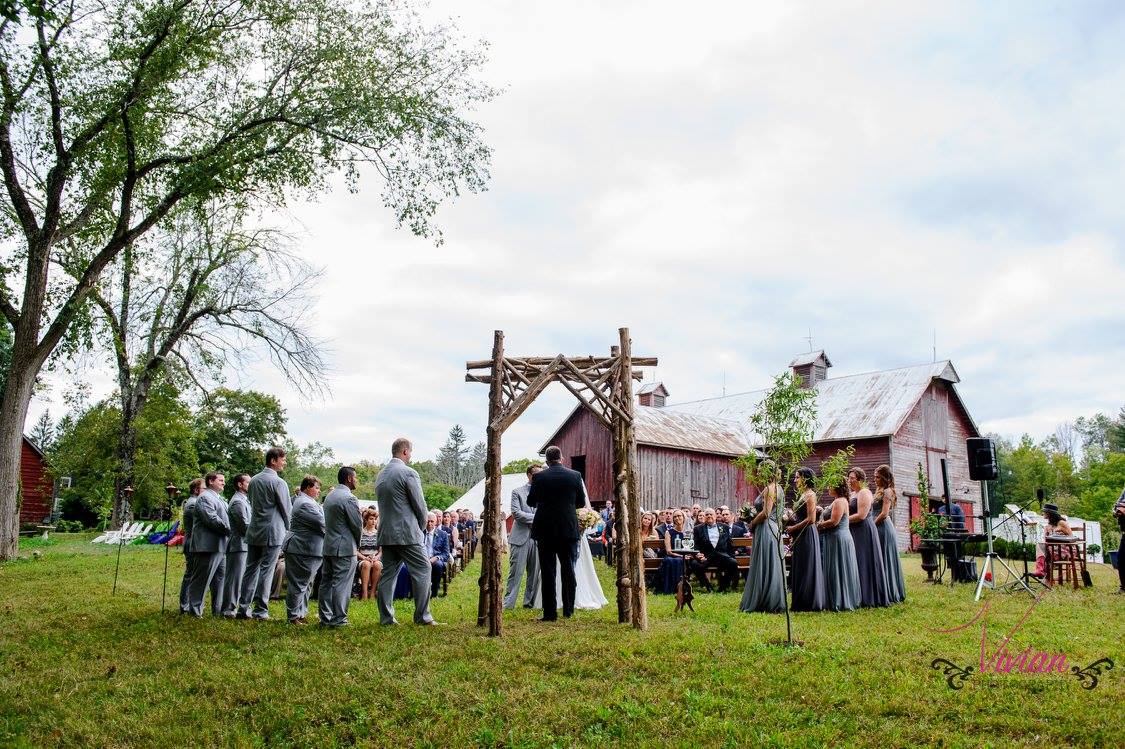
[638,382,669,408]
[790,351,831,388]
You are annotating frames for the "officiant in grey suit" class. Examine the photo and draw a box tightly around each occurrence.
[375,438,438,626]
[239,447,292,620]
[504,463,543,610]
[319,467,363,627]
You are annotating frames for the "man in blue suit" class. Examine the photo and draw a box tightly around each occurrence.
[425,511,450,598]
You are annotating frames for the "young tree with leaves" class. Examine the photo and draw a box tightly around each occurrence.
[0,0,493,557]
[734,371,818,645]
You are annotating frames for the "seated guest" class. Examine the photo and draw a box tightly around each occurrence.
[425,511,450,598]
[655,509,672,539]
[640,512,659,558]
[691,507,739,593]
[1035,503,1077,577]
[357,507,382,599]
[439,511,458,567]
[934,499,966,533]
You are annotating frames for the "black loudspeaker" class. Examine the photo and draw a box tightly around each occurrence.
[967,437,999,482]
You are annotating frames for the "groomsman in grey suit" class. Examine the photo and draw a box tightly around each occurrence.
[284,476,325,624]
[178,479,203,614]
[319,467,363,627]
[221,474,251,618]
[375,438,438,626]
[239,447,292,620]
[187,472,231,617]
[504,463,543,610]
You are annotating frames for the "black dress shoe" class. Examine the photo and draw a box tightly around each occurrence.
[537,616,557,622]
[522,604,534,609]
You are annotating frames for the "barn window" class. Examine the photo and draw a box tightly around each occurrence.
[690,458,706,498]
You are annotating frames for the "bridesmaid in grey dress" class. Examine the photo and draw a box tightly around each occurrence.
[873,465,906,604]
[740,464,786,614]
[816,481,861,612]
[788,467,825,612]
[847,468,890,608]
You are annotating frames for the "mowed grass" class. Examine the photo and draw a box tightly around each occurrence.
[0,535,1121,748]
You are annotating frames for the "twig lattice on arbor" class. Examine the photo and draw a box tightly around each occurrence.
[466,329,655,636]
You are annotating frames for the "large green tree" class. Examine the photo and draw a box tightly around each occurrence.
[49,380,198,523]
[0,0,493,557]
[195,387,286,481]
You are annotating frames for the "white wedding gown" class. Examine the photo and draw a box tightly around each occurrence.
[531,530,608,610]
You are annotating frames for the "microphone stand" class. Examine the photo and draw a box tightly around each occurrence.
[1000,500,1048,594]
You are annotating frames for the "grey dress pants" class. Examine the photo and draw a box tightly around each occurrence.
[221,550,246,616]
[187,552,225,617]
[284,552,322,621]
[376,543,434,625]
[319,555,358,626]
[240,544,281,619]
[503,540,539,609]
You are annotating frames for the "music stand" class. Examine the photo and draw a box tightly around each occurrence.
[999,501,1049,594]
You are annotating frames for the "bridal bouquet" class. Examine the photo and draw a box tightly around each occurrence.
[577,508,601,530]
[740,504,758,525]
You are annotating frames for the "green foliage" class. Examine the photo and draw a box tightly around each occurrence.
[501,458,541,475]
[1063,452,1125,529]
[49,383,199,519]
[423,483,462,511]
[989,434,1081,510]
[962,539,1035,561]
[733,371,818,488]
[816,445,855,495]
[909,462,942,541]
[195,389,287,480]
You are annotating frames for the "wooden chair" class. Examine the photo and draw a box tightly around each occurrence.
[642,539,664,575]
[1046,542,1080,590]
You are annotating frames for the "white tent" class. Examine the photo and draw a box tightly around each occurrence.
[448,473,528,520]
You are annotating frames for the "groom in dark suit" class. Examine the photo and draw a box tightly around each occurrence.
[528,445,585,621]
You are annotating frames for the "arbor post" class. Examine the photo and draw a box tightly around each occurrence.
[477,330,506,636]
[611,345,632,624]
[619,328,647,630]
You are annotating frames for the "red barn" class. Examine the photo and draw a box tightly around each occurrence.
[19,435,54,525]
[540,352,981,551]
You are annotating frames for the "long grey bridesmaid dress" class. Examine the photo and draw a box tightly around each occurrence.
[821,503,861,612]
[849,497,890,608]
[789,496,826,612]
[739,495,786,613]
[873,493,906,604]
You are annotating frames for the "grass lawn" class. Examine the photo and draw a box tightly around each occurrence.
[0,535,1121,748]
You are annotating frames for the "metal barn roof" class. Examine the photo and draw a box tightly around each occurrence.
[634,407,749,456]
[664,360,966,444]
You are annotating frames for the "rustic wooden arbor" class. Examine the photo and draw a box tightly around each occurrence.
[466,328,656,636]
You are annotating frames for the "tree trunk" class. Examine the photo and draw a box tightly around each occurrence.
[611,347,632,624]
[110,399,138,530]
[0,356,40,559]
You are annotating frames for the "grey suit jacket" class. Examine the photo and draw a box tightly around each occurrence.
[283,493,325,557]
[191,489,231,553]
[322,484,363,557]
[508,483,536,546]
[181,496,198,555]
[375,458,428,546]
[226,491,251,553]
[245,467,292,546]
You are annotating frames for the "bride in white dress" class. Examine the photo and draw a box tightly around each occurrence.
[532,491,608,610]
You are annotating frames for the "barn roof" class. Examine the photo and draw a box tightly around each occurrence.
[538,405,752,457]
[664,360,975,443]
[22,434,45,457]
[790,350,832,367]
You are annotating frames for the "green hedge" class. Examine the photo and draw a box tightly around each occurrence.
[962,539,1036,561]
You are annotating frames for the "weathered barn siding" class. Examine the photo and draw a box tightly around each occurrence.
[551,407,614,504]
[637,445,755,510]
[893,380,980,548]
[19,438,53,524]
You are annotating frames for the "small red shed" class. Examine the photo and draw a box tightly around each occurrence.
[19,435,54,525]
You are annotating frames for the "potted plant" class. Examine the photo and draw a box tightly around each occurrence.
[908,463,943,580]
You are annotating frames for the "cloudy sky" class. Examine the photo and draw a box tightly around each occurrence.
[31,0,1125,464]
